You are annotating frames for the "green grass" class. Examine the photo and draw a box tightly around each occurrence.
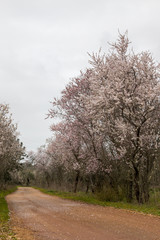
[0,187,18,240]
[34,187,160,217]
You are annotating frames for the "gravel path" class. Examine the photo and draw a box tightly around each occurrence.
[6,187,160,240]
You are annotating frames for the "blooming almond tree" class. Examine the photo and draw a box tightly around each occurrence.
[85,33,160,203]
[51,71,113,166]
[0,104,25,188]
[50,121,89,192]
[48,33,160,203]
[48,70,113,191]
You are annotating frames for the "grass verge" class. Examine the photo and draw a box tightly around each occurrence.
[33,187,160,217]
[0,187,17,240]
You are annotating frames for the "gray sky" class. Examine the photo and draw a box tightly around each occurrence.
[0,0,160,152]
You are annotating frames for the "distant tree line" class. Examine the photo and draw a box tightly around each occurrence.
[23,33,160,204]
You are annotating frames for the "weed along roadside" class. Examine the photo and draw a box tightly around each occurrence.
[0,187,17,240]
[33,186,160,217]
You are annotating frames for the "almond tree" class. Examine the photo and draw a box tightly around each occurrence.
[33,145,53,187]
[0,104,25,188]
[49,121,89,192]
[48,71,112,192]
[85,33,160,202]
[48,33,160,202]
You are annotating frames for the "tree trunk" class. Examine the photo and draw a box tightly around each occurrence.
[127,179,133,202]
[143,181,150,203]
[85,177,90,193]
[134,168,143,204]
[26,177,30,186]
[90,175,95,193]
[74,171,80,193]
[86,183,89,194]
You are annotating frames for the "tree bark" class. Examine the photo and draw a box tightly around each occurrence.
[127,179,133,202]
[74,171,80,193]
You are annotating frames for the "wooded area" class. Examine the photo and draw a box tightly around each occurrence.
[1,34,160,204]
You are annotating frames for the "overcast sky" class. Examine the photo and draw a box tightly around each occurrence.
[0,0,160,152]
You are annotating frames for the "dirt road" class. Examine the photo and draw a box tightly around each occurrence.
[6,187,160,240]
